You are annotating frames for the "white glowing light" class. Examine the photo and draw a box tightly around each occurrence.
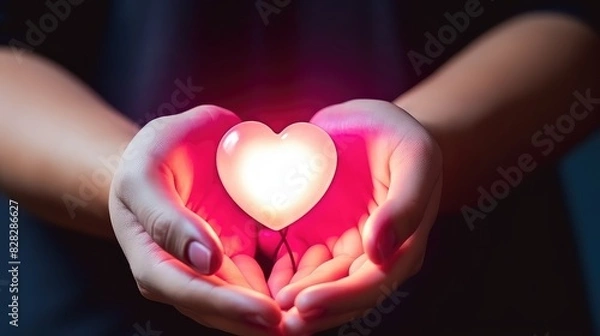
[216,121,337,231]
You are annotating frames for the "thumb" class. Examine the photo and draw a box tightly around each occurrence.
[112,106,240,274]
[120,171,224,275]
[363,139,442,265]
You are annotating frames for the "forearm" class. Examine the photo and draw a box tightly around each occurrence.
[0,49,139,238]
[395,12,600,212]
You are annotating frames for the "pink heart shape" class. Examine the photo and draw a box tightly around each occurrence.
[216,121,337,231]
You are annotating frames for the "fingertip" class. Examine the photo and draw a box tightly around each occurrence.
[362,210,390,265]
[294,286,322,315]
[275,287,295,310]
[372,223,399,265]
[186,240,223,275]
[189,214,226,274]
[364,204,414,265]
[260,299,284,327]
[268,254,295,298]
[283,307,322,336]
[282,309,304,336]
[208,245,224,274]
[231,286,283,327]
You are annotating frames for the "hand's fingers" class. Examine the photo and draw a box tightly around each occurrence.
[294,198,436,315]
[284,307,359,336]
[177,307,284,336]
[294,258,397,317]
[331,226,364,257]
[310,99,441,265]
[275,244,332,309]
[364,139,442,264]
[113,206,282,326]
[117,171,224,274]
[289,244,331,284]
[276,229,362,309]
[349,254,369,274]
[232,254,271,296]
[214,255,252,289]
[268,251,298,298]
[277,254,353,310]
[142,253,281,325]
[293,219,432,316]
[113,105,241,274]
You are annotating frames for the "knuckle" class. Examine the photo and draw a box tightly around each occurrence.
[132,265,159,301]
[131,263,149,286]
[415,133,439,158]
[146,208,174,248]
[136,281,160,302]
[111,166,149,203]
[420,134,443,168]
[111,167,133,196]
[145,115,178,136]
[146,116,168,130]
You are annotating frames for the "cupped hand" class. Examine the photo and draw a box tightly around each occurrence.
[260,99,442,335]
[109,105,283,335]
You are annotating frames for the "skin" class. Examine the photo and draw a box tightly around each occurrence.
[0,50,138,238]
[0,10,598,336]
[399,12,600,212]
[262,100,442,335]
[109,106,284,334]
[279,13,600,335]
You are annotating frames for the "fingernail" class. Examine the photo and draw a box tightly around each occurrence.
[245,314,273,327]
[376,227,399,262]
[187,241,212,274]
[300,308,325,320]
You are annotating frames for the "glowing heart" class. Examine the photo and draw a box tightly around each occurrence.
[216,121,337,231]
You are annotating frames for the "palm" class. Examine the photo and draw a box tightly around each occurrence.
[159,108,269,293]
[257,129,376,301]
[111,106,287,335]
[258,100,442,335]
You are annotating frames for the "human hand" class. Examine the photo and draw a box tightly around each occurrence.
[109,105,283,335]
[260,99,442,335]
